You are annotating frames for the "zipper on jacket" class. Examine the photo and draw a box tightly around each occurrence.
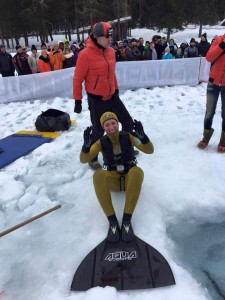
[103,50,111,98]
[93,76,99,90]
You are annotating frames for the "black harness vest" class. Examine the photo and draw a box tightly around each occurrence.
[100,131,136,168]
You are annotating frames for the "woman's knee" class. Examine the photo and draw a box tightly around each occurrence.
[128,166,144,181]
[93,170,107,185]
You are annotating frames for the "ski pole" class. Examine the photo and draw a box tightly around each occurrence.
[0,204,61,238]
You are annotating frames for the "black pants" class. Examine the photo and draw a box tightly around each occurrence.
[88,92,133,158]
[204,82,225,131]
[1,72,15,77]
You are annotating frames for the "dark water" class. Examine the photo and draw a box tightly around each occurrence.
[167,220,225,300]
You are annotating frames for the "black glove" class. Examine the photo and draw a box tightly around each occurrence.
[82,126,93,153]
[115,89,119,95]
[132,119,149,144]
[74,100,82,114]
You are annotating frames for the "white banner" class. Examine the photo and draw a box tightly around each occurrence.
[0,57,210,104]
[198,57,211,82]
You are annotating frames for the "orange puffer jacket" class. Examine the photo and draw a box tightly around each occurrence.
[49,51,65,71]
[38,56,51,73]
[73,37,118,101]
[206,34,225,86]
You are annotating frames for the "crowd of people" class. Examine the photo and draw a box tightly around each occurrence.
[0,40,84,77]
[0,32,218,77]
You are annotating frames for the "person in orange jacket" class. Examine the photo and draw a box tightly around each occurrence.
[38,50,51,73]
[49,43,65,71]
[197,34,225,152]
[73,22,134,170]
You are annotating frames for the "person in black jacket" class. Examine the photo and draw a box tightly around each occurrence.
[13,45,32,75]
[198,33,211,57]
[0,44,15,77]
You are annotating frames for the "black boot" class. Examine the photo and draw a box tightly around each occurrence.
[121,213,135,242]
[107,215,120,243]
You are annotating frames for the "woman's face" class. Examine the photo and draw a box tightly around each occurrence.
[103,119,118,134]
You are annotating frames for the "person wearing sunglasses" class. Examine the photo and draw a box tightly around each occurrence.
[73,22,135,170]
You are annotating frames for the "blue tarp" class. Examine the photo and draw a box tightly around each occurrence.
[0,134,52,169]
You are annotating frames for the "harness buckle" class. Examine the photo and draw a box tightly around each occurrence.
[117,165,124,172]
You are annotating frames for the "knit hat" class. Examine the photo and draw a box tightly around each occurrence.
[190,38,196,43]
[201,33,207,39]
[70,44,78,50]
[31,45,37,51]
[41,42,47,48]
[0,44,5,49]
[100,112,118,127]
[16,45,22,50]
[93,22,113,38]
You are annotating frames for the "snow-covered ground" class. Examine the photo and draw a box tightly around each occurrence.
[0,26,225,300]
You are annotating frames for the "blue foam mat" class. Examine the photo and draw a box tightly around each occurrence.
[0,134,52,169]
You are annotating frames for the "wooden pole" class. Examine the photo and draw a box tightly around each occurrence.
[0,204,61,238]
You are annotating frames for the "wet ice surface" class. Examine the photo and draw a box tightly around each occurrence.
[0,83,225,300]
[167,221,225,300]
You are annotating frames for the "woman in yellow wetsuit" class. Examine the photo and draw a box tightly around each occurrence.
[80,112,154,243]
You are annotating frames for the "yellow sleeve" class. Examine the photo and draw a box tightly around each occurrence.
[130,134,154,154]
[80,140,102,163]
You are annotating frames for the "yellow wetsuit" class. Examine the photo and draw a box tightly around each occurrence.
[80,131,154,216]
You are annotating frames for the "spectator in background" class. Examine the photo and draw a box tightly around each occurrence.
[0,44,15,77]
[123,39,129,49]
[198,33,211,57]
[162,47,173,59]
[63,39,70,48]
[184,39,198,58]
[175,47,183,59]
[153,35,167,60]
[145,41,150,50]
[63,47,76,68]
[79,42,85,51]
[117,41,127,61]
[211,35,218,44]
[169,39,178,51]
[38,49,51,73]
[143,41,157,60]
[180,42,188,56]
[127,39,132,48]
[125,38,142,61]
[49,43,65,71]
[138,37,145,56]
[161,37,168,48]
[41,42,47,50]
[112,41,124,62]
[58,41,65,52]
[47,44,52,52]
[13,45,32,75]
[22,46,29,58]
[70,44,79,65]
[28,45,40,73]
[168,39,178,58]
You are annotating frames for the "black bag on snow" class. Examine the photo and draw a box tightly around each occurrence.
[35,109,71,132]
